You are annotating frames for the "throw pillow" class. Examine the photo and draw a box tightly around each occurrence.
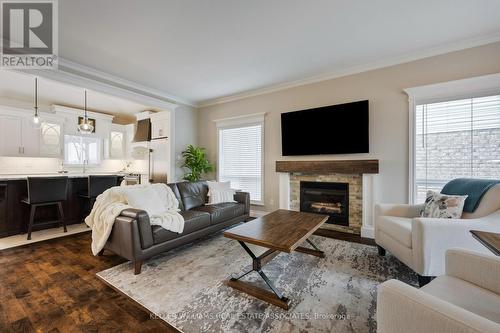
[208,188,236,205]
[420,190,468,219]
[207,180,231,192]
[207,181,237,204]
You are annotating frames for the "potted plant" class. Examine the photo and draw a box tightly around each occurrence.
[181,144,214,181]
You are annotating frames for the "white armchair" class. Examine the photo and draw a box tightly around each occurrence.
[375,184,500,285]
[377,248,500,333]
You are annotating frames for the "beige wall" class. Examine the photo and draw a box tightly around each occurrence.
[197,42,500,211]
[174,104,198,181]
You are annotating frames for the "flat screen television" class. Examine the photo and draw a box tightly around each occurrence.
[281,100,369,156]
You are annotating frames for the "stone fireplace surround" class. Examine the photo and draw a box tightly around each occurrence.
[276,160,379,238]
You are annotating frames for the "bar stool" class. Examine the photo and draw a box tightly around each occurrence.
[22,177,68,240]
[79,175,118,219]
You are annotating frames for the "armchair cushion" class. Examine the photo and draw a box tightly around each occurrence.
[377,216,412,248]
[377,279,500,333]
[421,275,500,324]
[446,248,500,295]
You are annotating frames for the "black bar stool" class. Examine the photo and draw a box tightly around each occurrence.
[79,175,118,219]
[22,177,69,240]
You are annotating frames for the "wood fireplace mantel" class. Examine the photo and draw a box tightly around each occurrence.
[275,159,379,174]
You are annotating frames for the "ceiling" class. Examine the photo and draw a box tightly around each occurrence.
[0,71,151,123]
[59,0,500,106]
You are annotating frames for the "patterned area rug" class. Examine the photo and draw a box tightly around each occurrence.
[97,232,417,333]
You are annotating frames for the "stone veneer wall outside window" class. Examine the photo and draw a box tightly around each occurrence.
[289,173,363,234]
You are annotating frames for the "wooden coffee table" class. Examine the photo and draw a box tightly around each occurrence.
[470,230,500,256]
[223,209,328,310]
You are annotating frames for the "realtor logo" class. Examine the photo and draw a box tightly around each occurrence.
[1,0,58,68]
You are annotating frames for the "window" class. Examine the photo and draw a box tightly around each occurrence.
[413,95,500,203]
[64,135,102,165]
[217,115,264,205]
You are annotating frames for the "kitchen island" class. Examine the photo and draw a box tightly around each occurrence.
[0,174,126,238]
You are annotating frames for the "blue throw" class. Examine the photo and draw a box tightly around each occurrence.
[441,178,500,213]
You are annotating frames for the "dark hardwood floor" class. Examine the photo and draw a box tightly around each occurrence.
[0,231,176,333]
[0,226,374,333]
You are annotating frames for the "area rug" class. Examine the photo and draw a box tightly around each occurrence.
[97,232,417,333]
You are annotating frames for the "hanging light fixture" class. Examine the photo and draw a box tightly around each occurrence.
[31,77,42,128]
[78,90,94,134]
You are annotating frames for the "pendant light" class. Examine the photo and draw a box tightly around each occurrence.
[31,77,42,128]
[78,90,94,134]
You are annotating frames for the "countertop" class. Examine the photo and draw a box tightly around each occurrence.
[0,172,133,181]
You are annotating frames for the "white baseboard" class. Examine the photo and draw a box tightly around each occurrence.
[361,226,374,239]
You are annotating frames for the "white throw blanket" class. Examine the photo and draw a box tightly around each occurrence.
[85,183,184,255]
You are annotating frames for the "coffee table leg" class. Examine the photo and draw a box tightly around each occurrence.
[226,241,290,310]
[230,268,253,281]
[257,269,287,302]
[295,238,325,258]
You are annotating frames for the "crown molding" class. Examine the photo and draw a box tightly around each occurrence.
[17,58,192,110]
[198,32,500,108]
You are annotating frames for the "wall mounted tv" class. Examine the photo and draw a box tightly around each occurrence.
[281,100,369,156]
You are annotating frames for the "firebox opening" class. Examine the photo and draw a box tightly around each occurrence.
[300,181,349,226]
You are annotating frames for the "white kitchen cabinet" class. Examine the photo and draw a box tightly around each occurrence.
[22,118,41,156]
[0,115,23,156]
[39,121,62,157]
[109,130,125,159]
[150,112,170,139]
[0,115,63,157]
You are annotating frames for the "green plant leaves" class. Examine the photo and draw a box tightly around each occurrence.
[181,144,214,181]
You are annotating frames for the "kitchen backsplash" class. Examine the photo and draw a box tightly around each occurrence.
[0,157,145,174]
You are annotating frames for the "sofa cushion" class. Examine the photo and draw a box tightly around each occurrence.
[422,275,500,324]
[192,203,245,224]
[152,210,210,244]
[167,183,184,211]
[377,216,412,248]
[176,181,208,210]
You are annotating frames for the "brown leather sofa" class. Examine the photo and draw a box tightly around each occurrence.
[101,181,250,274]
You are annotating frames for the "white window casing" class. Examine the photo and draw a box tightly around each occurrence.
[215,113,265,205]
[405,73,500,203]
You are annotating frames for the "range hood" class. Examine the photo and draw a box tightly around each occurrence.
[133,118,151,142]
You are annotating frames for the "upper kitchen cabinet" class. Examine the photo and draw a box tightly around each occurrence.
[150,111,170,139]
[39,121,63,157]
[0,107,64,158]
[52,105,114,139]
[0,115,23,156]
[108,124,127,159]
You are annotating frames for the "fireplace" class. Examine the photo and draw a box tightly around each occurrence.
[300,181,349,226]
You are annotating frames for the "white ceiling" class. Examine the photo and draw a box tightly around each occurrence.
[0,71,151,123]
[59,0,500,106]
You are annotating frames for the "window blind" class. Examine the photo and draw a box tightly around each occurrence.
[218,124,263,204]
[414,95,500,203]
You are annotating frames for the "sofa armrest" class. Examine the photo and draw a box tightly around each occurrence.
[118,208,154,249]
[375,203,424,219]
[104,215,142,261]
[411,217,497,276]
[234,191,250,215]
[377,279,500,333]
[446,248,500,295]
